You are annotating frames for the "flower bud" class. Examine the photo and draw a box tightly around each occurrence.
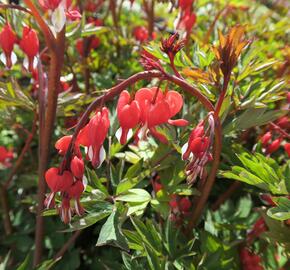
[19,26,39,72]
[70,156,84,179]
[0,24,17,68]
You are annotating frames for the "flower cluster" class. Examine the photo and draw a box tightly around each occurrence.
[0,24,39,72]
[0,146,14,168]
[259,115,290,157]
[45,107,110,223]
[116,87,188,145]
[240,248,264,270]
[182,114,214,184]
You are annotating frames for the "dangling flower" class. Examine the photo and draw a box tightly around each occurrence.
[133,26,149,42]
[116,90,141,144]
[0,146,14,168]
[77,107,110,168]
[260,131,272,147]
[182,114,214,184]
[285,143,290,157]
[38,0,62,10]
[70,156,84,179]
[0,24,17,69]
[266,137,282,154]
[68,180,85,216]
[44,167,74,208]
[178,0,194,10]
[19,26,39,72]
[116,87,188,144]
[133,87,188,143]
[55,135,81,157]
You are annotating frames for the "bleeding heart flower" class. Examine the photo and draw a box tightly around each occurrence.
[117,90,141,144]
[179,197,191,212]
[0,24,17,69]
[284,143,290,157]
[19,26,39,72]
[0,146,14,168]
[133,26,149,42]
[178,0,194,10]
[266,138,282,154]
[45,167,74,193]
[77,107,110,168]
[70,156,84,179]
[55,135,81,157]
[260,131,272,147]
[38,0,62,10]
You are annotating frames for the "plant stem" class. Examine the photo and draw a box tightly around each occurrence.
[4,112,38,189]
[214,74,230,118]
[54,230,81,260]
[211,182,241,211]
[0,185,13,235]
[0,4,32,14]
[33,28,66,267]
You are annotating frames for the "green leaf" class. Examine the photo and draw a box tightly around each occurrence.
[116,189,151,203]
[224,108,287,133]
[96,210,129,251]
[62,203,113,232]
[267,197,290,221]
[16,253,32,270]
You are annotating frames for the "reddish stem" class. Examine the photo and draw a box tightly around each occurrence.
[211,182,241,211]
[0,4,32,14]
[54,230,81,260]
[0,186,13,235]
[270,122,290,139]
[33,27,66,267]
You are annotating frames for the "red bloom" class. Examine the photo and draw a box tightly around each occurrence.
[117,90,141,144]
[116,87,187,144]
[284,143,290,157]
[133,26,149,42]
[0,24,17,68]
[39,0,71,10]
[70,156,84,179]
[39,0,62,10]
[178,9,196,32]
[182,115,214,184]
[45,167,74,193]
[240,248,264,270]
[76,37,100,57]
[87,17,103,26]
[0,146,14,167]
[66,9,82,21]
[67,180,85,216]
[77,107,110,168]
[178,0,194,10]
[276,116,290,130]
[19,26,39,72]
[55,135,81,157]
[179,197,191,212]
[266,138,282,154]
[260,131,272,147]
[247,217,267,243]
